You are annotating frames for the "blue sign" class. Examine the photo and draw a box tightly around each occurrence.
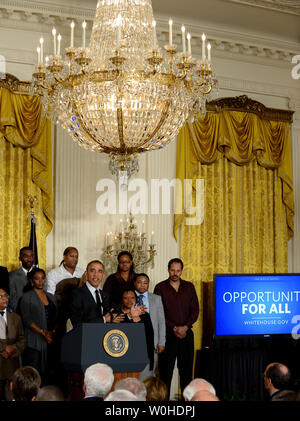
[215,274,300,336]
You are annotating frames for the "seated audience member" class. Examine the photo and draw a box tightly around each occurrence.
[69,260,124,327]
[0,266,9,295]
[103,251,136,308]
[115,289,154,374]
[105,390,139,401]
[0,288,26,401]
[191,390,220,401]
[9,247,34,312]
[46,247,84,295]
[114,377,147,401]
[143,376,168,401]
[36,385,64,401]
[183,378,216,401]
[83,363,114,401]
[20,268,58,385]
[264,362,291,400]
[10,366,41,401]
[134,273,165,380]
[271,389,300,401]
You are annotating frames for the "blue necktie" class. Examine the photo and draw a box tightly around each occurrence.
[137,294,144,306]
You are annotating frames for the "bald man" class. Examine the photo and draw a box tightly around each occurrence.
[264,362,291,400]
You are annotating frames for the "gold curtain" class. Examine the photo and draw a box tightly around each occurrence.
[174,104,294,351]
[0,80,53,271]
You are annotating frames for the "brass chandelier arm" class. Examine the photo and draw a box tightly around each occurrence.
[117,107,126,152]
[88,69,180,87]
[138,247,156,267]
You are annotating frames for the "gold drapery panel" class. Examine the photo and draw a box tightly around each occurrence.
[174,97,294,351]
[0,77,53,271]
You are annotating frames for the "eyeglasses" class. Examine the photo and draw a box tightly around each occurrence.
[0,294,9,299]
[119,260,131,264]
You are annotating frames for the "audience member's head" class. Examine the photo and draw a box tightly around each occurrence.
[191,390,220,401]
[134,273,150,295]
[183,378,216,401]
[117,251,135,275]
[83,363,114,399]
[105,390,139,401]
[10,366,41,401]
[143,376,168,401]
[264,363,291,396]
[36,385,65,401]
[0,288,9,311]
[85,261,105,290]
[114,377,147,401]
[271,389,300,401]
[19,247,34,270]
[60,247,79,269]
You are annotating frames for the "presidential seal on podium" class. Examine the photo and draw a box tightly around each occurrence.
[103,329,129,357]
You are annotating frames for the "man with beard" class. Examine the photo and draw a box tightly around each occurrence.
[154,258,199,398]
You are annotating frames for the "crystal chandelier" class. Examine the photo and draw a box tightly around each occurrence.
[32,0,217,178]
[104,214,156,272]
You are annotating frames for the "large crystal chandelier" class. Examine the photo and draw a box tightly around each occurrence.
[32,0,217,178]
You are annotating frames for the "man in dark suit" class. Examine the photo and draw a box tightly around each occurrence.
[264,362,291,400]
[9,247,34,312]
[69,260,115,327]
[0,288,26,400]
[0,267,9,295]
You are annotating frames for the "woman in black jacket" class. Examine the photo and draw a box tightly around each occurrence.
[103,251,136,309]
[116,289,154,373]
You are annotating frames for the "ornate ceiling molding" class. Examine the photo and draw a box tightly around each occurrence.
[0,0,95,21]
[222,0,300,16]
[0,1,298,63]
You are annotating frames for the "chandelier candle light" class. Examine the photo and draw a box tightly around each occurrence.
[104,214,156,271]
[32,0,217,179]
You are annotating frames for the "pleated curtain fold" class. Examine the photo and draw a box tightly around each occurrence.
[0,86,53,271]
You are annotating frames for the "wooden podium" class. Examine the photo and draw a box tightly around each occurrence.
[61,323,148,400]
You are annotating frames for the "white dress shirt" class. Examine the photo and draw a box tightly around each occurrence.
[0,307,7,339]
[22,266,33,276]
[46,265,84,295]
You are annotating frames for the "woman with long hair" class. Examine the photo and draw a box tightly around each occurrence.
[46,247,84,295]
[103,251,136,309]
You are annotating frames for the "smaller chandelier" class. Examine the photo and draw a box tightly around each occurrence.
[103,214,156,272]
[31,1,218,178]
